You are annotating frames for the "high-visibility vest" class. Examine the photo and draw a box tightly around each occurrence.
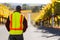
[9,12,24,35]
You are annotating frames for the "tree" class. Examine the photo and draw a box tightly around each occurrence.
[32,6,40,13]
[22,4,31,10]
[22,4,27,10]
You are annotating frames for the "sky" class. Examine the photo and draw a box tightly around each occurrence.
[0,0,52,7]
[0,0,52,4]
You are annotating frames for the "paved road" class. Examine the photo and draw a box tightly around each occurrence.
[0,23,60,40]
[24,23,60,40]
[0,25,9,40]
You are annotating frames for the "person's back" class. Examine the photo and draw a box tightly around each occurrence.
[5,5,28,40]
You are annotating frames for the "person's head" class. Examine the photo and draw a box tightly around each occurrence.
[16,5,21,12]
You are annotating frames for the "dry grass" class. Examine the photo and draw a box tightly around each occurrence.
[21,10,40,21]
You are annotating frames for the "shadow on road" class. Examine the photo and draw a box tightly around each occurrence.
[38,26,60,38]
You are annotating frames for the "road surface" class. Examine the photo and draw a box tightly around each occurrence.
[0,23,60,40]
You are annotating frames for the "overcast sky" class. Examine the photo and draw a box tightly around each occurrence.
[0,0,52,8]
[8,0,52,7]
[0,0,51,4]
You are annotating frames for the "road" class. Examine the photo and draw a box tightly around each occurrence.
[23,23,60,40]
[0,23,60,40]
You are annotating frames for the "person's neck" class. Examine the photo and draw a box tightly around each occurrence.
[15,11,21,13]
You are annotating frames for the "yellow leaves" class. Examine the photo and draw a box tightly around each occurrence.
[58,16,60,19]
[34,4,51,23]
[51,0,57,2]
[52,8,54,14]
[0,4,12,18]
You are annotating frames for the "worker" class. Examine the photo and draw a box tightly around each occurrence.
[5,5,28,40]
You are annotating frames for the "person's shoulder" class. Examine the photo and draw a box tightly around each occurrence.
[9,14,13,17]
[21,14,24,17]
[21,14,26,19]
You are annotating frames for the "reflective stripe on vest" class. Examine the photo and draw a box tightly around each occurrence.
[9,12,24,35]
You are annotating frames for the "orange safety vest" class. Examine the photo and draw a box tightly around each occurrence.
[9,12,24,35]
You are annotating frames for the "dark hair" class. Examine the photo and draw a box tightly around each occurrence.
[16,5,21,12]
